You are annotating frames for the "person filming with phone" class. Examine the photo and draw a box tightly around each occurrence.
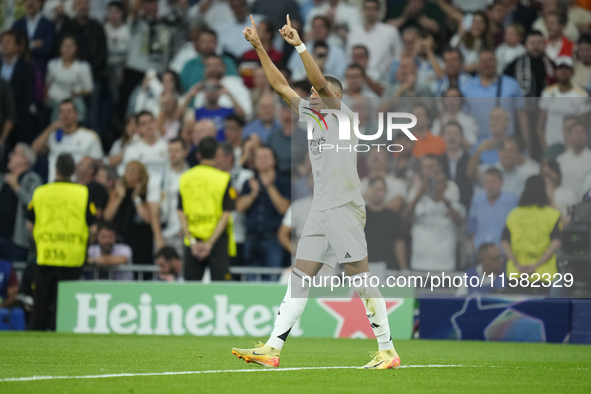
[404,168,465,272]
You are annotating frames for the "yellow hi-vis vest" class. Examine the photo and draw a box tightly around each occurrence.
[505,205,561,281]
[179,165,236,256]
[30,182,92,267]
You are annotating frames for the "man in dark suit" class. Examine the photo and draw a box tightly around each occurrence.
[12,0,55,78]
[0,30,36,146]
[438,121,473,211]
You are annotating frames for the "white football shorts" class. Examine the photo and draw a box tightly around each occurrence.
[295,201,368,268]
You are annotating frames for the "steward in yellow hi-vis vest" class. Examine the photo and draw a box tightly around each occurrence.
[178,137,236,281]
[501,176,562,289]
[27,154,96,331]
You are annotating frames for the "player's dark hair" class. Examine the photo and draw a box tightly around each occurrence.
[324,76,343,95]
[56,153,75,178]
[169,137,187,150]
[477,243,497,261]
[135,110,154,123]
[198,136,218,160]
[519,175,549,207]
[441,121,464,136]
[484,167,503,181]
[225,114,246,128]
[155,246,181,261]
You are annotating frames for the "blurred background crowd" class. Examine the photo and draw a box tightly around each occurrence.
[1,0,591,301]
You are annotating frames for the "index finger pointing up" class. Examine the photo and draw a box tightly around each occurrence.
[286,14,291,28]
[250,15,256,29]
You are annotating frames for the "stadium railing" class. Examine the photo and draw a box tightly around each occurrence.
[11,262,287,282]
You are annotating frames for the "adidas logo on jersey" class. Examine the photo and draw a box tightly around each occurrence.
[344,252,351,258]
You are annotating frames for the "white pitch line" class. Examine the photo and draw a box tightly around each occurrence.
[0,365,490,383]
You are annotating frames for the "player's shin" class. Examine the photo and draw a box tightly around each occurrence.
[266,268,310,350]
[350,273,395,351]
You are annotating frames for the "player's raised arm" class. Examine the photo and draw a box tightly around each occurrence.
[280,15,340,110]
[243,16,301,114]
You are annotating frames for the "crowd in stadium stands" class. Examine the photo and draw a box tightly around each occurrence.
[1,0,591,294]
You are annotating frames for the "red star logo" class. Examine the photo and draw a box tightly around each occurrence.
[317,292,403,338]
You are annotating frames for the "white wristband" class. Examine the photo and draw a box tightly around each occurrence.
[295,43,307,54]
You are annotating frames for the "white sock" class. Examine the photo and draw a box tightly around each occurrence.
[350,273,395,352]
[266,268,310,350]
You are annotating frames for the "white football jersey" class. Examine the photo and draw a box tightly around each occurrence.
[298,99,364,212]
[47,128,104,183]
[120,138,169,182]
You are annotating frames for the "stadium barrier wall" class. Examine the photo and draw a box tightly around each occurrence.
[55,282,414,339]
[419,296,582,343]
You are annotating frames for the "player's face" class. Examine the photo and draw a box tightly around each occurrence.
[309,82,339,109]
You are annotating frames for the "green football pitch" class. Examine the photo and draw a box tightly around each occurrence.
[1,333,590,394]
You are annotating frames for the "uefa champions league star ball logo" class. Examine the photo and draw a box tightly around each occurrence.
[303,109,419,153]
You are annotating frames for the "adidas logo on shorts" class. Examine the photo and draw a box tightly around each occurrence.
[344,252,351,258]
